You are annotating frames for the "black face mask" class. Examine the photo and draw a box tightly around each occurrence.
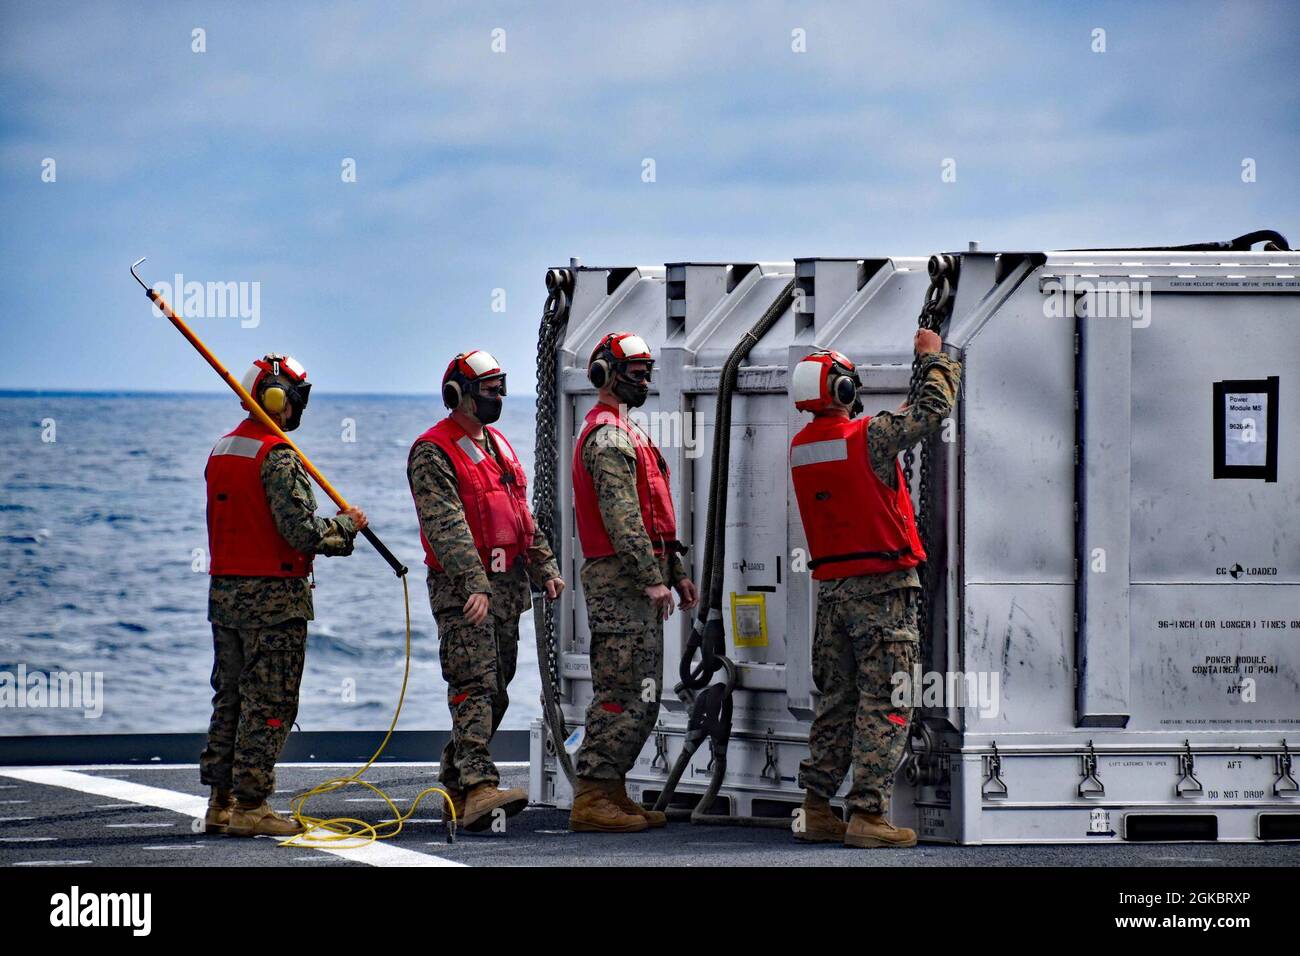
[286,382,310,431]
[472,392,503,425]
[613,371,650,409]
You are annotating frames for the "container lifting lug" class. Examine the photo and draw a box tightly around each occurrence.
[903,721,944,787]
[545,267,575,297]
[1176,740,1203,797]
[1274,738,1299,798]
[1078,739,1105,798]
[902,723,926,787]
[651,726,669,773]
[982,741,1009,800]
[761,730,780,782]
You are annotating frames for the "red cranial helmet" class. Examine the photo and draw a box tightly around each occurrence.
[792,349,862,415]
[442,349,506,409]
[588,332,654,389]
[240,353,311,429]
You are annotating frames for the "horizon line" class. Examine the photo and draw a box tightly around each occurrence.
[0,388,540,399]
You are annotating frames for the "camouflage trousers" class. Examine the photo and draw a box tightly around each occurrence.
[199,619,307,804]
[434,606,519,791]
[798,587,919,815]
[575,561,664,781]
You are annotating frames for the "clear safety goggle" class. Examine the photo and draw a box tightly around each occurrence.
[475,374,507,396]
[620,361,654,383]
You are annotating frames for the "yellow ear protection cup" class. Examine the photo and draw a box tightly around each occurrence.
[257,376,311,430]
[261,384,288,413]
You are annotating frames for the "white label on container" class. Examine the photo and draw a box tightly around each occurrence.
[1224,391,1267,467]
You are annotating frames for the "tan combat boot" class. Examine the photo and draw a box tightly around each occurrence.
[844,811,917,848]
[440,786,466,827]
[204,788,234,835]
[460,783,529,832]
[609,779,667,828]
[227,801,305,838]
[569,778,648,833]
[793,792,846,843]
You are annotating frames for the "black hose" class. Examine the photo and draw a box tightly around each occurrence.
[680,279,797,694]
[1065,229,1291,253]
[1225,229,1290,251]
[705,280,795,618]
[680,324,738,691]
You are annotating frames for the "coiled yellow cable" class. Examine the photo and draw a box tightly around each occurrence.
[280,575,459,848]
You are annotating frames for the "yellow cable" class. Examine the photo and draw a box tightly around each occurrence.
[279,574,459,848]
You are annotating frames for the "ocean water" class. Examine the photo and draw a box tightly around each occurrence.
[0,393,545,735]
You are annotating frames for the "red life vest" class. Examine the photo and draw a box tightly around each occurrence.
[206,418,313,578]
[573,401,678,559]
[789,414,925,580]
[410,417,537,573]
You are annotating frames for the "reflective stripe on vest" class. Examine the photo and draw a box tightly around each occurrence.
[572,402,678,560]
[789,414,925,581]
[206,419,314,578]
[212,434,264,459]
[410,417,536,573]
[455,434,486,463]
[790,438,848,468]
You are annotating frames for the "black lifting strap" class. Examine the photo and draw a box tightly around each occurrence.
[655,538,689,556]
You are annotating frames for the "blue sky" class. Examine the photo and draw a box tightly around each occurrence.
[1,0,1297,393]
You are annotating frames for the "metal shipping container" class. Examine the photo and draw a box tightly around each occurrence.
[529,237,1300,844]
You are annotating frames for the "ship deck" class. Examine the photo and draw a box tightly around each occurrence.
[2,763,1298,868]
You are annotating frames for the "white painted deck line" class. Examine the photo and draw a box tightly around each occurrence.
[0,768,464,868]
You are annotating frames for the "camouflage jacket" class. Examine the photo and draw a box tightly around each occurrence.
[819,350,963,602]
[208,445,358,629]
[408,434,560,620]
[580,424,687,593]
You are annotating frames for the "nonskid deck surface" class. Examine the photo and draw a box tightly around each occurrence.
[0,764,1296,868]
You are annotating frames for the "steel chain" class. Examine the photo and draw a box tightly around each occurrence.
[534,282,568,695]
[902,254,958,650]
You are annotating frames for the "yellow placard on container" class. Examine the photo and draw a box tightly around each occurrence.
[730,592,769,648]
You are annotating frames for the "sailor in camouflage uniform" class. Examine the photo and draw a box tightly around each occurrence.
[408,350,564,832]
[200,353,366,837]
[788,331,961,848]
[569,332,698,833]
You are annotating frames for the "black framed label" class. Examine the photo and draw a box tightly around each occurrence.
[1213,376,1279,482]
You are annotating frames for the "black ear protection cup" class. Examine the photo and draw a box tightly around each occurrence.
[589,358,610,389]
[261,384,288,413]
[442,380,462,409]
[832,373,857,408]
